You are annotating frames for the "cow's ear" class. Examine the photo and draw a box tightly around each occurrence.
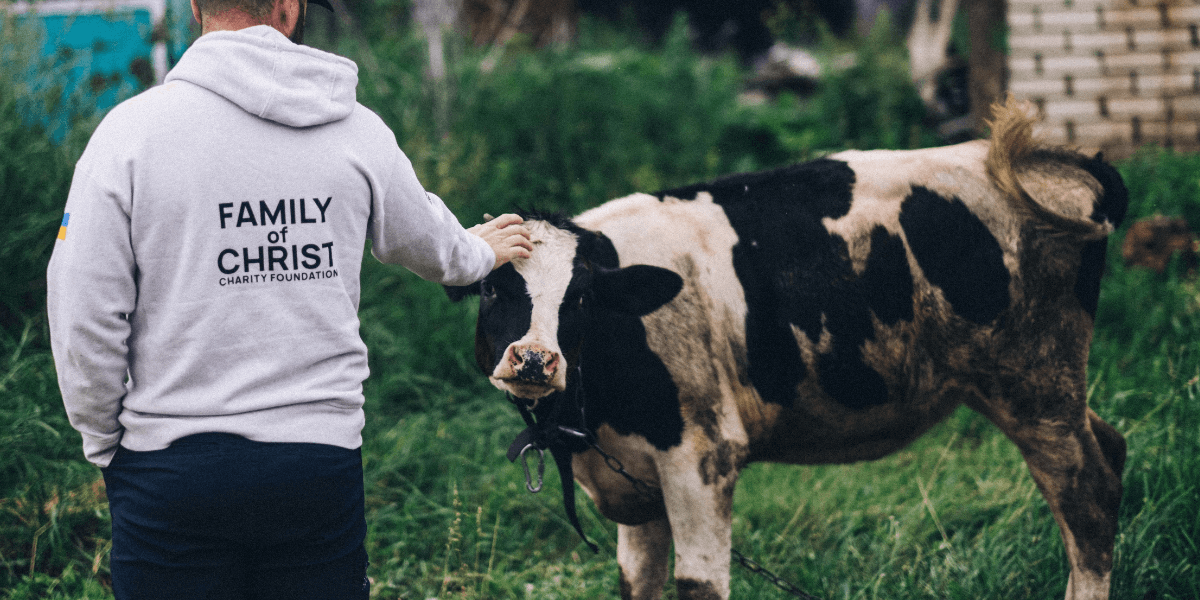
[445,282,480,302]
[593,264,683,317]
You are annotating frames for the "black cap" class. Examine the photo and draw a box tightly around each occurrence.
[308,0,332,9]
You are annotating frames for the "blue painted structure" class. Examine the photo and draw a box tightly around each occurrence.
[4,0,194,140]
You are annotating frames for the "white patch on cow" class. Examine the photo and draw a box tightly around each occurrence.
[490,220,578,400]
[577,192,746,333]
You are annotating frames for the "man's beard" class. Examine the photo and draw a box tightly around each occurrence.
[289,1,306,44]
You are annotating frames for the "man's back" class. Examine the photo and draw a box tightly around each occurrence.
[48,25,495,467]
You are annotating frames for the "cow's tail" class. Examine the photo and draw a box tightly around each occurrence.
[985,95,1128,241]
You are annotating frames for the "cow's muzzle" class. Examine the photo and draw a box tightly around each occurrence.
[490,343,564,401]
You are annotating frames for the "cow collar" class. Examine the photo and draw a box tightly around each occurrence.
[505,366,598,553]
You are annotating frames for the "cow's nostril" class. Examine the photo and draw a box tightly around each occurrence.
[499,345,563,386]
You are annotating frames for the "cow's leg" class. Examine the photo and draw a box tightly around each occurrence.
[659,437,744,600]
[664,473,735,600]
[974,394,1124,600]
[617,518,672,600]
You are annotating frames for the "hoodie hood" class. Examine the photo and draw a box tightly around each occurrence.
[166,25,359,127]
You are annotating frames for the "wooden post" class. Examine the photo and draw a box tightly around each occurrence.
[414,0,461,137]
[908,0,961,105]
[966,0,1008,133]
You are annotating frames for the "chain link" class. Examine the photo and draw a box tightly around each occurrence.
[731,549,824,600]
[586,439,663,502]
[586,438,822,600]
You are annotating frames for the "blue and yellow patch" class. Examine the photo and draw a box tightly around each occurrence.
[57,213,69,240]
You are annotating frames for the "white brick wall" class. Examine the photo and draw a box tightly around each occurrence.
[1007,0,1200,155]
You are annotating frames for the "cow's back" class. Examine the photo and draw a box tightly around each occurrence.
[575,134,1123,465]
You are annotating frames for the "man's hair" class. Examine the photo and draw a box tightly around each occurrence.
[195,0,276,20]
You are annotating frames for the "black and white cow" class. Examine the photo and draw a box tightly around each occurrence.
[447,99,1128,600]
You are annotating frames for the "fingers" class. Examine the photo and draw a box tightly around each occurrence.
[491,237,531,269]
[494,229,533,267]
[469,213,533,270]
[497,241,532,262]
[488,213,525,229]
[507,231,533,252]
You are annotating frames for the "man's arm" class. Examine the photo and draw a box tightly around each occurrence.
[46,157,137,468]
[368,149,529,284]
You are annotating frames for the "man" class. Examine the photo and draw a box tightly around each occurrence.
[45,0,532,596]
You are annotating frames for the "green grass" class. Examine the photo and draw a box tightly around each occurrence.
[2,13,1199,600]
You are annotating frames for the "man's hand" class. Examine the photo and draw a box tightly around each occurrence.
[468,213,533,270]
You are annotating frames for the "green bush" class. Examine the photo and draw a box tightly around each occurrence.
[0,51,93,338]
[348,13,939,222]
[350,15,745,219]
[1117,147,1200,229]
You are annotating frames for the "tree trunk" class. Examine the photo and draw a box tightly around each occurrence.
[414,0,461,137]
[966,0,1007,134]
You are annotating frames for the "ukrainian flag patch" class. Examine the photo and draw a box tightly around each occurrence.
[57,213,69,240]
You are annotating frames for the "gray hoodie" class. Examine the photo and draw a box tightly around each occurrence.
[47,25,495,467]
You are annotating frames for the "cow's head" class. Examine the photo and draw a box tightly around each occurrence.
[447,215,683,407]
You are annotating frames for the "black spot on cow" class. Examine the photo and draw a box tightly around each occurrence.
[472,264,533,372]
[619,571,634,600]
[1074,240,1108,318]
[658,159,908,411]
[899,187,1011,325]
[813,228,914,413]
[862,226,915,325]
[1075,154,1129,318]
[581,306,686,451]
[1078,153,1129,229]
[698,439,746,486]
[573,230,687,452]
[657,158,856,221]
[675,578,721,600]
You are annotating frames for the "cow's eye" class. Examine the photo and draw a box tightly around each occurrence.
[480,280,496,298]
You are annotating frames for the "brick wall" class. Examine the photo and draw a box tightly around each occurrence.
[1008,0,1200,156]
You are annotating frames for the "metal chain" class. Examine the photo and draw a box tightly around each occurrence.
[585,438,822,600]
[510,375,820,599]
[731,549,824,600]
[585,439,664,502]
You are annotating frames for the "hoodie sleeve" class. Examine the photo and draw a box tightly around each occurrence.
[46,138,136,468]
[367,146,495,286]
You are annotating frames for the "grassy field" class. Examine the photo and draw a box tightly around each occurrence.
[2,13,1198,600]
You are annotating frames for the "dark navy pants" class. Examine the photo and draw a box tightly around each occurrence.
[102,433,370,600]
